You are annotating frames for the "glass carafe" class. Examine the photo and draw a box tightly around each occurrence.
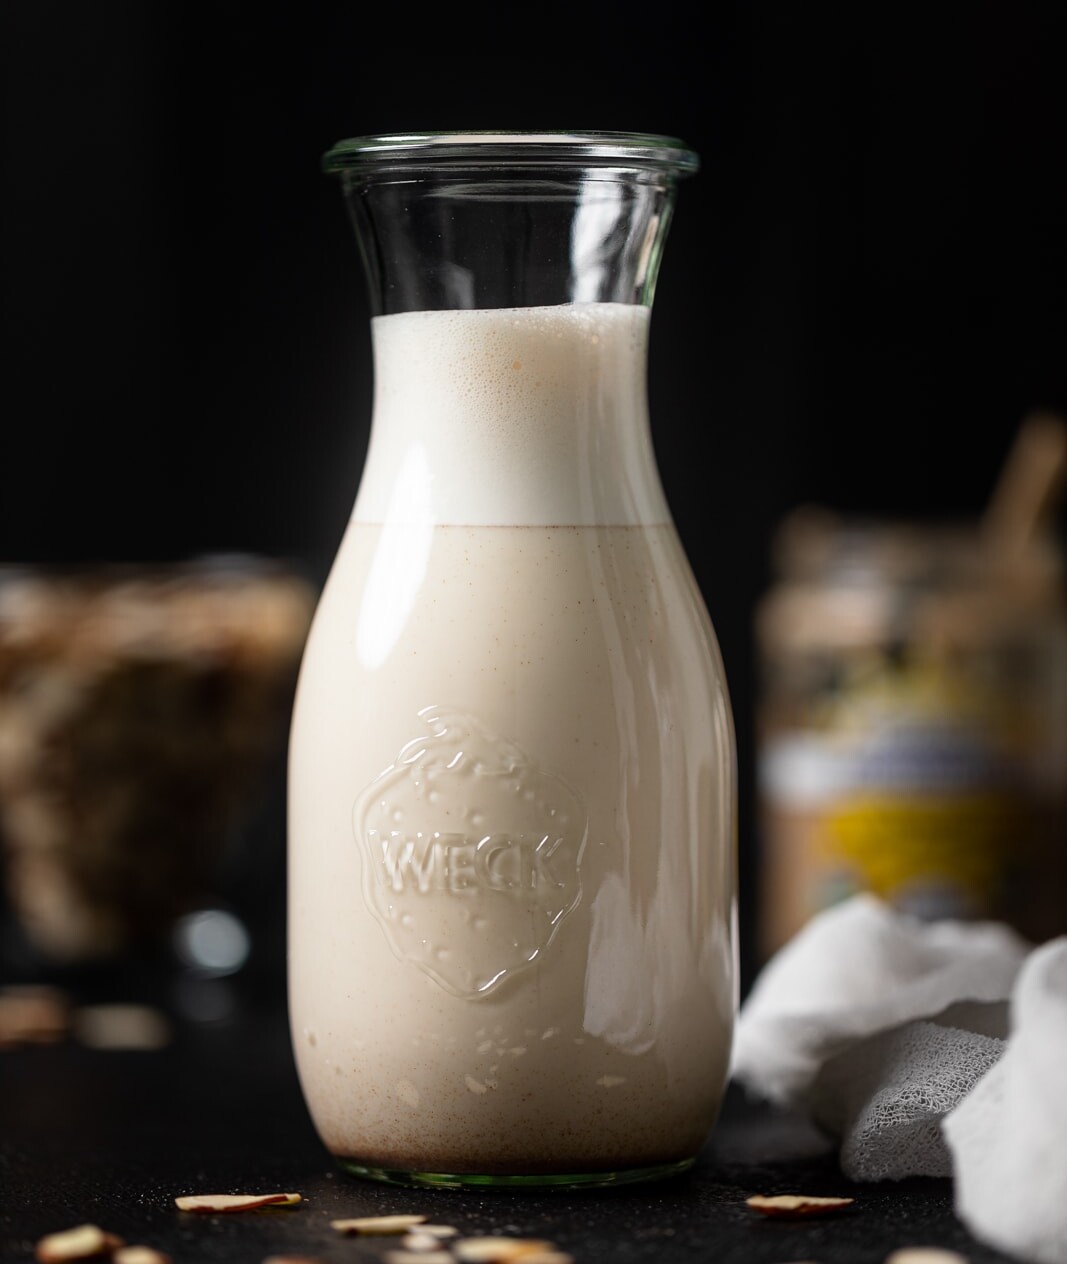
[288,131,737,1189]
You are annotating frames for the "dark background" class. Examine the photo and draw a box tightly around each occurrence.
[3,2,1067,995]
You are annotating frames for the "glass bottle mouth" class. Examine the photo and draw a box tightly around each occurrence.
[322,130,699,178]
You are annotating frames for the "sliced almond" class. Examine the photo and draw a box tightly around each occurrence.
[419,1226,459,1238]
[746,1193,855,1219]
[885,1252,970,1264]
[0,986,69,1048]
[497,1254,573,1264]
[331,1214,428,1235]
[402,1232,450,1251]
[384,1253,455,1264]
[74,1004,171,1051]
[113,1249,173,1264]
[35,1224,123,1262]
[174,1192,301,1213]
[454,1239,556,1262]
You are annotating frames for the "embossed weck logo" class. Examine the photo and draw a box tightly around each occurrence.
[353,707,588,997]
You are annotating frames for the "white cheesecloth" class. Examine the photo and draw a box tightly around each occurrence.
[943,936,1067,1264]
[731,893,1031,1181]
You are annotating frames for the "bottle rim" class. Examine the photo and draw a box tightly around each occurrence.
[322,130,700,176]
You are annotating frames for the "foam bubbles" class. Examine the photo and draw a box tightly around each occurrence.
[357,303,667,528]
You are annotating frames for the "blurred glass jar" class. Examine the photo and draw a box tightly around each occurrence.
[0,558,314,967]
[754,506,1067,961]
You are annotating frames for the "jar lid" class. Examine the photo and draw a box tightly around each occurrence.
[322,130,700,177]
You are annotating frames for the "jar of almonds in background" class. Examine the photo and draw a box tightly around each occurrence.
[754,418,1067,962]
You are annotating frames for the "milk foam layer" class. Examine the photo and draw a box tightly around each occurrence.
[357,303,669,527]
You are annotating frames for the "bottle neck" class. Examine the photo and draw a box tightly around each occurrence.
[333,147,690,527]
[340,167,678,315]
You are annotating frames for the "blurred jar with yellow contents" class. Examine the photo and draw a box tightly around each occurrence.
[755,498,1067,962]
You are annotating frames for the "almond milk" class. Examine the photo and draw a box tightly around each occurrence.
[288,303,737,1179]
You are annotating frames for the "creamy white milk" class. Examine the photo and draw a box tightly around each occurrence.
[288,304,737,1177]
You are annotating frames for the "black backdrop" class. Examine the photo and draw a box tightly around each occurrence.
[4,2,1067,991]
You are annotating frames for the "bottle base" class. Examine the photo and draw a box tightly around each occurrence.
[337,1156,696,1190]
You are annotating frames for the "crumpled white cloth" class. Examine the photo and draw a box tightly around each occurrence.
[731,893,1031,1180]
[811,1013,1006,1180]
[943,936,1067,1264]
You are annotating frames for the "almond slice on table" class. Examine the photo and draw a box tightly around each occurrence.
[330,1214,428,1235]
[402,1232,454,1250]
[73,1003,171,1051]
[113,1249,173,1264]
[453,1238,557,1262]
[491,1253,574,1264]
[35,1224,124,1262]
[174,1192,302,1213]
[746,1193,855,1219]
[385,1253,456,1264]
[0,986,69,1047]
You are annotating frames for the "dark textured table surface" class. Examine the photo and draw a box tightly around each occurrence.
[0,975,1019,1264]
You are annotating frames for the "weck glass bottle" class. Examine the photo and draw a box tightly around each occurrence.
[288,131,737,1188]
